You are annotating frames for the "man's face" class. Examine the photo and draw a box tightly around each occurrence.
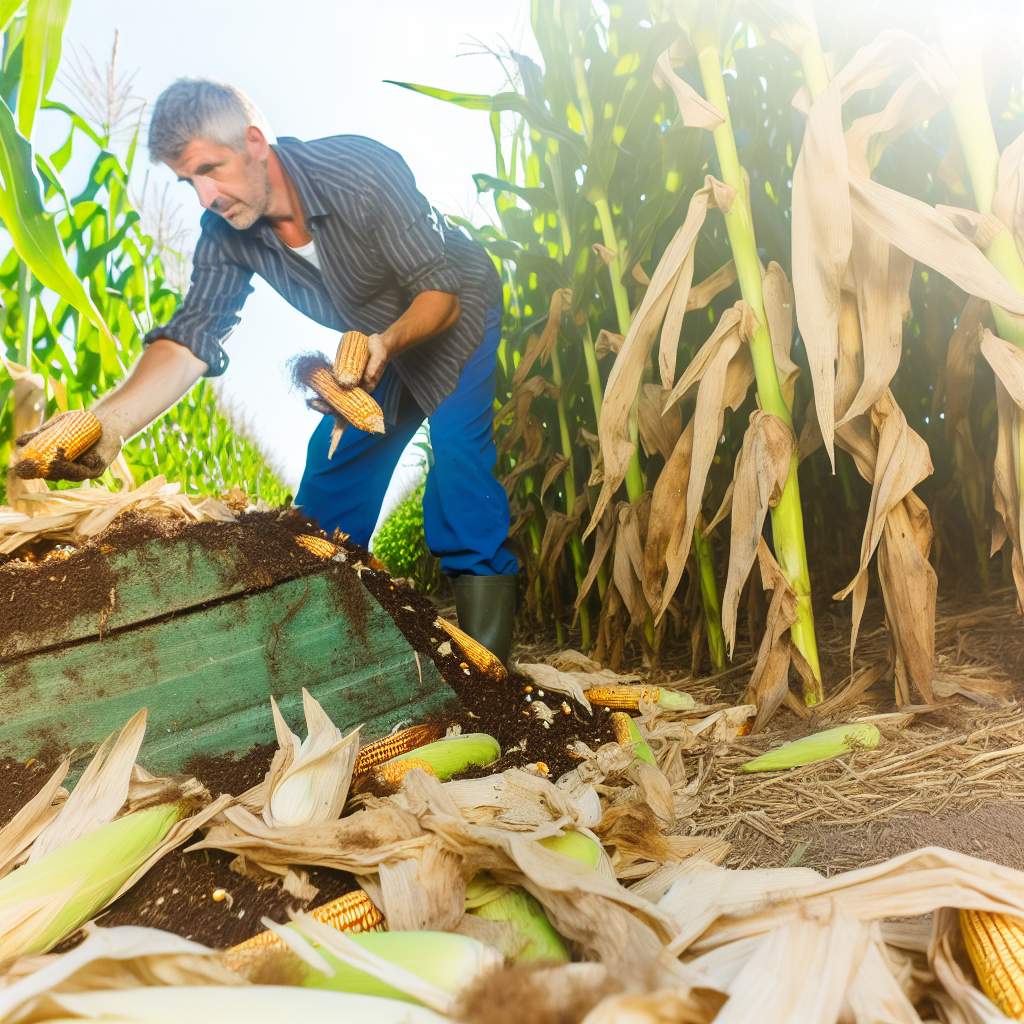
[168,128,270,230]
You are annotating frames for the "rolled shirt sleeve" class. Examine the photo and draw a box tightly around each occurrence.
[359,145,461,299]
[143,223,254,377]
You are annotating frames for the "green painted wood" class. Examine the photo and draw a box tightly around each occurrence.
[1,534,323,661]
[0,570,456,773]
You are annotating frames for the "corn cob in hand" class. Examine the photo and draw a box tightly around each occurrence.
[292,353,384,436]
[334,331,370,387]
[14,410,104,481]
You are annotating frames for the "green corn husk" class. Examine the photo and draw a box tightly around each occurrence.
[285,930,500,1004]
[740,724,881,773]
[465,874,570,963]
[0,801,186,959]
[391,733,500,780]
[610,712,657,766]
[538,830,603,869]
[656,689,695,711]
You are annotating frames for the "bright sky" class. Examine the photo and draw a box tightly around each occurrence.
[56,1,537,489]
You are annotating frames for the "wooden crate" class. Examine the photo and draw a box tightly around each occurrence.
[0,532,455,771]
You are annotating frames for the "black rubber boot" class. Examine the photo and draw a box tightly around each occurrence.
[452,573,517,667]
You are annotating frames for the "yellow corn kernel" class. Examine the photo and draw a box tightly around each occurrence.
[224,888,385,969]
[303,365,384,435]
[961,909,1024,1019]
[334,331,370,387]
[354,723,444,774]
[609,711,633,747]
[435,617,507,681]
[15,410,101,480]
[372,757,437,792]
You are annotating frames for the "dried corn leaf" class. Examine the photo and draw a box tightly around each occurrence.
[638,383,682,461]
[588,177,731,536]
[654,46,725,132]
[980,328,1024,607]
[689,261,738,312]
[742,542,804,731]
[0,477,236,555]
[721,412,794,654]
[612,499,650,629]
[648,304,755,621]
[511,289,571,388]
[0,760,68,878]
[29,710,147,860]
[833,389,936,703]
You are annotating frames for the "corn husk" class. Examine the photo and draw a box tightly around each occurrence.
[258,691,360,829]
[739,723,881,772]
[391,734,500,780]
[0,476,236,555]
[465,874,570,963]
[17,987,449,1023]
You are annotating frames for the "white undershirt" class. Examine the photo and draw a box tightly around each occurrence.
[287,238,321,270]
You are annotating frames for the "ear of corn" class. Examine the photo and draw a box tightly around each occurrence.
[391,733,500,780]
[584,685,694,712]
[465,873,569,963]
[304,365,385,435]
[225,889,385,969]
[355,724,445,774]
[0,801,186,958]
[961,909,1024,1019]
[295,534,341,559]
[610,712,657,766]
[435,617,507,680]
[334,331,370,387]
[15,410,102,480]
[740,723,881,773]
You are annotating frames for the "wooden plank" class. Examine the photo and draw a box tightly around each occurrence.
[2,534,324,662]
[0,572,456,773]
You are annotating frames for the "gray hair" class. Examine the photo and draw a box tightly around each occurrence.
[147,78,275,163]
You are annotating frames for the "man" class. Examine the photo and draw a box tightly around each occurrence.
[18,79,518,663]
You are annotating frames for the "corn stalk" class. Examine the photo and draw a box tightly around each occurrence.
[693,25,822,698]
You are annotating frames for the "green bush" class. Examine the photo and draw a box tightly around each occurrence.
[372,486,440,593]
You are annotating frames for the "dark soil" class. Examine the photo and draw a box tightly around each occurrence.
[0,756,61,821]
[95,848,358,948]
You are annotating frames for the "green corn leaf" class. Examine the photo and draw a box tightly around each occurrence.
[16,0,71,139]
[0,96,110,338]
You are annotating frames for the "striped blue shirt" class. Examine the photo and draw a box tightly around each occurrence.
[145,134,502,422]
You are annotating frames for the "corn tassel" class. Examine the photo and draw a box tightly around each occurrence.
[15,410,101,480]
[584,685,694,712]
[961,909,1024,1019]
[609,712,657,766]
[226,889,385,967]
[334,331,370,387]
[300,364,384,435]
[740,723,881,772]
[354,723,444,775]
[435,617,507,680]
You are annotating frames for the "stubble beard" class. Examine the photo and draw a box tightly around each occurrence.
[223,158,271,231]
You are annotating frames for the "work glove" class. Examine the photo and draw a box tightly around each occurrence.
[14,406,133,482]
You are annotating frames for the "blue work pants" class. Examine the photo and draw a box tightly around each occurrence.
[295,306,517,576]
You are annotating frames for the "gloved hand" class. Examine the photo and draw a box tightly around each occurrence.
[15,406,133,482]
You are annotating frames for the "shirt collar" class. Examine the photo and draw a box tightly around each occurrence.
[270,137,329,220]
